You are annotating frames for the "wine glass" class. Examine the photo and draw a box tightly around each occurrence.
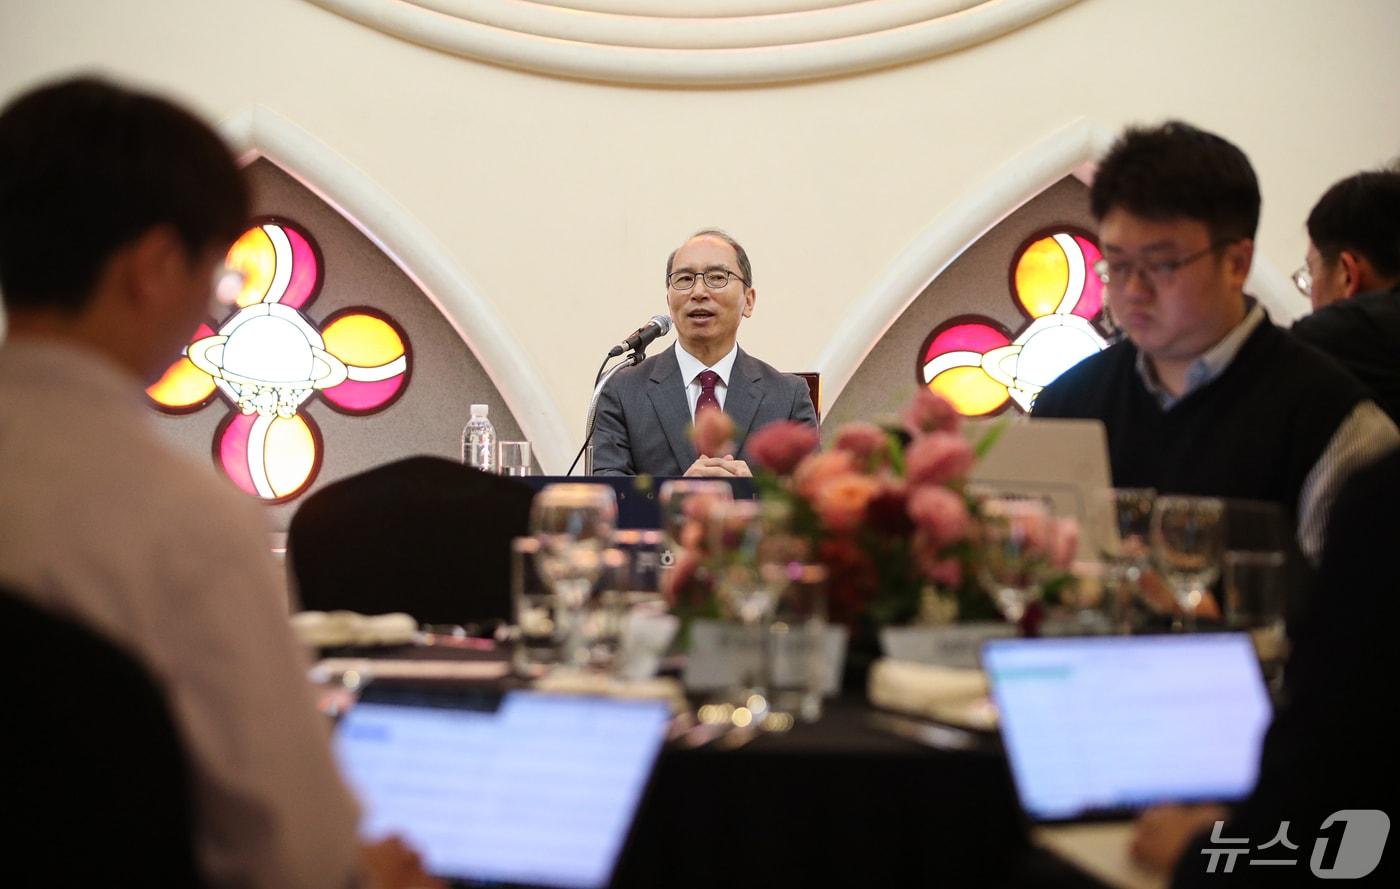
[658,479,733,550]
[977,497,1052,625]
[1101,487,1156,632]
[1150,495,1226,632]
[705,499,801,713]
[529,484,617,668]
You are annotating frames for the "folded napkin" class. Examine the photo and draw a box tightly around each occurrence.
[533,671,688,714]
[867,658,998,731]
[291,610,418,648]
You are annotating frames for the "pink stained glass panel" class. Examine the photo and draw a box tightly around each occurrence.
[924,323,1010,364]
[1071,235,1104,320]
[322,376,406,412]
[218,412,259,496]
[280,226,319,309]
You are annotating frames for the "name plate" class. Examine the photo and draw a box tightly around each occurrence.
[682,619,848,694]
[879,623,1015,670]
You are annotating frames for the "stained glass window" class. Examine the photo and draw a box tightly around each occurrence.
[917,229,1109,416]
[147,218,412,502]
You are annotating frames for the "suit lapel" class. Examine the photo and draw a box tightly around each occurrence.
[646,346,697,471]
[727,347,766,454]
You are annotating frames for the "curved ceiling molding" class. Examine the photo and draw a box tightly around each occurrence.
[816,117,1305,414]
[220,106,574,472]
[302,0,1084,85]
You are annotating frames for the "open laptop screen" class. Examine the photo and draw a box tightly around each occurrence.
[334,688,671,888]
[983,634,1272,823]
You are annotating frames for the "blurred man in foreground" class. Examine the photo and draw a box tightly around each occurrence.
[1291,168,1400,424]
[0,76,438,889]
[591,228,817,477]
[1033,121,1397,561]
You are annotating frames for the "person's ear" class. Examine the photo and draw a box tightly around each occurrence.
[122,225,190,316]
[1337,250,1367,299]
[1223,238,1254,288]
[742,286,756,318]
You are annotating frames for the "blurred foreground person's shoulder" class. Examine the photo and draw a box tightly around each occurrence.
[0,76,441,889]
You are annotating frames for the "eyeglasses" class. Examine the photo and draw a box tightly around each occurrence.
[1291,265,1312,297]
[1093,241,1232,290]
[668,269,745,291]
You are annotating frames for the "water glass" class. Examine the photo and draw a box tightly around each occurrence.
[1151,495,1226,631]
[529,484,617,668]
[658,478,733,549]
[977,497,1053,624]
[510,536,557,676]
[497,441,532,476]
[767,563,829,723]
[1100,487,1156,632]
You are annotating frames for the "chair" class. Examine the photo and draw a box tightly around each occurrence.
[287,455,534,626]
[2,586,201,888]
[793,371,821,423]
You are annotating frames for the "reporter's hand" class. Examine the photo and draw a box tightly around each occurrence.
[362,836,446,889]
[1130,804,1229,874]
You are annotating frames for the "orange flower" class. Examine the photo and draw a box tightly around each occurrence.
[814,473,880,535]
[793,450,856,501]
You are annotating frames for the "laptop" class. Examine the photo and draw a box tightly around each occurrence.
[334,685,672,888]
[982,634,1273,889]
[966,418,1115,561]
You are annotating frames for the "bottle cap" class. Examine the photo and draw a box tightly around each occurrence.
[470,404,489,418]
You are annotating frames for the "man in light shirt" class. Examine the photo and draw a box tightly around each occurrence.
[591,229,817,477]
[0,76,439,889]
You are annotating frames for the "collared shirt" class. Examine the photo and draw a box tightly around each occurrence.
[1131,302,1400,561]
[674,341,739,419]
[1135,302,1267,410]
[0,338,361,889]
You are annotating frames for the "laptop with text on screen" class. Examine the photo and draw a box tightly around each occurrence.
[982,634,1272,889]
[334,686,671,889]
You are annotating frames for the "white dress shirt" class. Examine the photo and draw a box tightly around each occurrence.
[674,342,739,419]
[0,339,361,889]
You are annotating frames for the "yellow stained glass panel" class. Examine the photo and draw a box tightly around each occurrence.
[226,227,276,308]
[264,414,316,498]
[322,314,404,368]
[1014,237,1069,318]
[147,357,216,408]
[930,367,1008,417]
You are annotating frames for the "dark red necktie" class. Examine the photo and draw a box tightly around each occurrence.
[695,370,721,416]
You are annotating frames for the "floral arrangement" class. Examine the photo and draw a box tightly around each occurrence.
[668,390,1078,639]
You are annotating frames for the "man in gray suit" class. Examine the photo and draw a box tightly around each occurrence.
[591,229,818,477]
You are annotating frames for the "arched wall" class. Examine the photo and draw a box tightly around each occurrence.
[3,0,1398,471]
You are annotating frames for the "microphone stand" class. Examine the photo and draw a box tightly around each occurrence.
[570,347,645,476]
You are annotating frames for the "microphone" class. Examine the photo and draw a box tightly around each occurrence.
[607,314,672,357]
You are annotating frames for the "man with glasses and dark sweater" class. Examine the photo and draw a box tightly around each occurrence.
[1032,122,1397,564]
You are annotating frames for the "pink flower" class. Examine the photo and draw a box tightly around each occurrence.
[906,485,970,547]
[747,421,820,475]
[793,450,856,501]
[911,529,964,587]
[903,388,962,439]
[691,409,735,458]
[1050,517,1079,569]
[905,432,974,486]
[833,422,889,469]
[814,473,880,535]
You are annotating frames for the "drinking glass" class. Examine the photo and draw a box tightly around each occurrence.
[705,499,801,712]
[1150,496,1226,632]
[658,479,733,547]
[510,536,556,675]
[497,441,532,476]
[529,484,617,668]
[977,497,1053,624]
[1100,487,1157,632]
[767,562,829,723]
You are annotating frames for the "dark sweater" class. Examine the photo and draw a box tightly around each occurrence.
[1032,317,1370,522]
[1291,284,1400,426]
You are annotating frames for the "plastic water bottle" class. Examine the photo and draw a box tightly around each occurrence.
[461,404,496,471]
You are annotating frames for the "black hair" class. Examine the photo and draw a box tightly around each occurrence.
[666,228,752,287]
[1090,121,1260,244]
[1306,169,1400,280]
[0,76,249,312]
